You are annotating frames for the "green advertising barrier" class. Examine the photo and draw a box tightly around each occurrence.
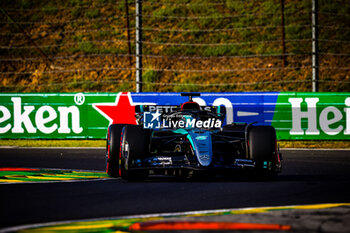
[0,93,118,139]
[272,92,350,140]
[0,92,349,140]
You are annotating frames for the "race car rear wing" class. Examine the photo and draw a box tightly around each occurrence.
[135,104,225,116]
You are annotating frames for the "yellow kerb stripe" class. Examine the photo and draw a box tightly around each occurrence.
[295,203,350,209]
[26,176,76,181]
[0,179,25,183]
[31,223,115,231]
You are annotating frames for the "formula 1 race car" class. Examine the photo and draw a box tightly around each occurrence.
[105,93,282,180]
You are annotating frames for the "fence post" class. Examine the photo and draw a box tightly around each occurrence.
[136,0,142,92]
[312,0,319,92]
[280,0,286,67]
[124,0,132,66]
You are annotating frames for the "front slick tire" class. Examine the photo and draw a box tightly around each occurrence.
[249,126,278,180]
[106,124,126,178]
[120,125,150,181]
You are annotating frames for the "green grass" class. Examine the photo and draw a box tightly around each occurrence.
[85,9,100,19]
[278,141,350,149]
[0,140,349,149]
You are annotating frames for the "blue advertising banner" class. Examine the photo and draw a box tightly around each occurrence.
[130,92,279,126]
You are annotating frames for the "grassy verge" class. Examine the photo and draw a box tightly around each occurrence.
[0,140,349,149]
[278,141,350,149]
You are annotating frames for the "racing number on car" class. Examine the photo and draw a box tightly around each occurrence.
[193,97,233,124]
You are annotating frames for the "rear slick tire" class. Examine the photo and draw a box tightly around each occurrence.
[106,124,126,177]
[120,125,150,181]
[249,126,277,180]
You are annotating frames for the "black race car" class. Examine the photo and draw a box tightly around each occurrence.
[105,93,282,180]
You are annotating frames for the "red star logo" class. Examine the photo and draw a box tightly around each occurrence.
[93,92,137,125]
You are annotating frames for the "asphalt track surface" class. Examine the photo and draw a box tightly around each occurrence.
[1,148,350,230]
